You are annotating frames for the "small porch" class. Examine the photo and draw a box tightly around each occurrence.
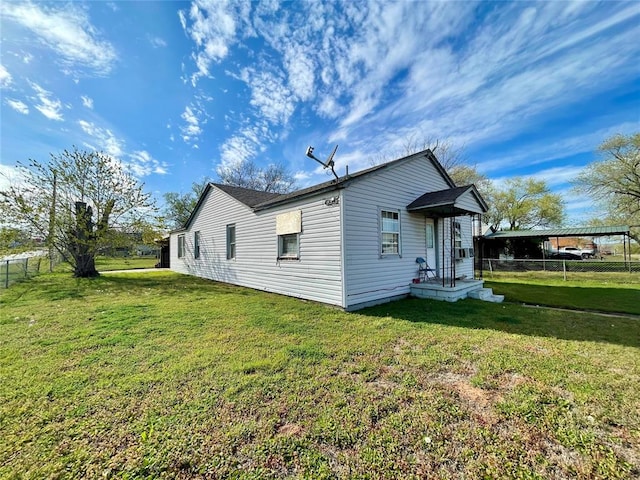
[410,278,484,302]
[406,184,488,289]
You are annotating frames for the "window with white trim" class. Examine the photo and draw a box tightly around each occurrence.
[226,224,236,260]
[453,220,462,248]
[381,209,401,255]
[278,233,299,259]
[177,234,185,258]
[194,231,201,259]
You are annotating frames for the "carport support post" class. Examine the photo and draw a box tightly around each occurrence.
[627,233,632,273]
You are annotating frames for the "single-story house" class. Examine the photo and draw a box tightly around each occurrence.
[170,149,491,310]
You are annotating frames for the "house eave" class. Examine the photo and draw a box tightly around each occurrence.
[407,204,480,217]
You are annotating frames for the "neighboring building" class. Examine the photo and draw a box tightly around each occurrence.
[170,149,489,310]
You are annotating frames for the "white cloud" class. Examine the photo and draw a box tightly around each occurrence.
[0,64,12,88]
[283,45,314,102]
[477,122,640,175]
[1,1,117,76]
[241,67,296,125]
[219,132,258,169]
[6,98,29,114]
[77,120,168,177]
[80,95,93,109]
[149,36,167,48]
[128,150,169,177]
[180,104,203,143]
[179,1,639,188]
[78,120,123,157]
[180,0,246,85]
[29,82,63,121]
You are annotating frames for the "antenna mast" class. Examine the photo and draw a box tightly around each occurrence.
[305,145,339,181]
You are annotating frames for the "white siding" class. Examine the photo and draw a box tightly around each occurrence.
[170,187,343,306]
[455,190,485,214]
[343,155,454,309]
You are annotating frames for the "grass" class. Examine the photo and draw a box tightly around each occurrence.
[0,257,48,289]
[94,255,158,271]
[1,271,639,479]
[484,272,640,315]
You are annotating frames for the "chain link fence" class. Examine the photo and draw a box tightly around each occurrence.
[1,253,62,289]
[479,258,640,282]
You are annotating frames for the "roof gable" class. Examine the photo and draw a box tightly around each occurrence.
[178,148,457,226]
[254,149,454,210]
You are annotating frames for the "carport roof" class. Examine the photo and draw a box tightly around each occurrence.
[483,225,630,239]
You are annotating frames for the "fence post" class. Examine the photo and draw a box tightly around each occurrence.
[24,258,29,278]
[37,257,41,273]
[562,260,567,281]
[4,260,8,288]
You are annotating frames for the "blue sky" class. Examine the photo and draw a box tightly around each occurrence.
[1,0,639,224]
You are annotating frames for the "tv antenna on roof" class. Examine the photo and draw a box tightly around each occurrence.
[306,144,339,181]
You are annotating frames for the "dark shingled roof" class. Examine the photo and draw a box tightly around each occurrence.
[407,186,471,209]
[175,149,457,230]
[214,183,282,207]
[407,185,488,215]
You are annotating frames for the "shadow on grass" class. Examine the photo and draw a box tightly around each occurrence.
[0,271,224,305]
[485,281,640,316]
[362,296,640,348]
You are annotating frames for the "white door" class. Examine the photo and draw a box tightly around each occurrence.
[425,219,437,272]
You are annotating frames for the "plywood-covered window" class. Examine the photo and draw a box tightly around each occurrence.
[276,210,301,260]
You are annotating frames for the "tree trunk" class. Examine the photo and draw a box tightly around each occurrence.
[73,202,99,277]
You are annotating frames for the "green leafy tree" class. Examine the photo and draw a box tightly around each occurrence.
[0,147,154,277]
[573,133,640,243]
[0,227,34,254]
[162,177,211,229]
[486,177,564,231]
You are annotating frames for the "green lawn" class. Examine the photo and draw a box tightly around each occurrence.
[95,255,158,271]
[484,272,640,315]
[1,272,638,479]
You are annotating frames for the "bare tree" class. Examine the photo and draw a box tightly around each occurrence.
[371,135,468,172]
[217,159,296,193]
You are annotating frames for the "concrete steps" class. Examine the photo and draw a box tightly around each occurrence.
[468,287,504,303]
